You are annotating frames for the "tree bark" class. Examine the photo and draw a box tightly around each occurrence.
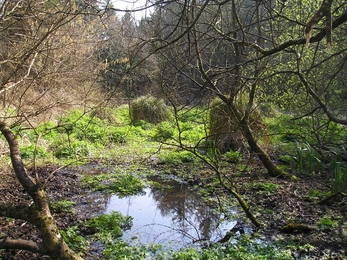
[0,238,44,254]
[0,121,83,260]
[240,119,288,178]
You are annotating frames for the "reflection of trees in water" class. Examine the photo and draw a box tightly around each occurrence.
[149,178,219,241]
[78,191,112,217]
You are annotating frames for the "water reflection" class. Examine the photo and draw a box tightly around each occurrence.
[104,176,235,248]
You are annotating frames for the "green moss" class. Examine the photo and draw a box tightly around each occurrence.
[316,217,337,230]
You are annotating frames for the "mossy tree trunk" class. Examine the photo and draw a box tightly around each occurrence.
[0,121,83,260]
[240,118,287,177]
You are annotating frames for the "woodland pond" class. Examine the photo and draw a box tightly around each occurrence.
[81,173,237,249]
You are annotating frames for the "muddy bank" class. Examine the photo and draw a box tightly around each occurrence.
[0,160,346,259]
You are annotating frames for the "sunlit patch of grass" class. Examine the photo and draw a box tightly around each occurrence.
[79,169,145,197]
[129,95,170,124]
[114,104,132,125]
[157,150,199,165]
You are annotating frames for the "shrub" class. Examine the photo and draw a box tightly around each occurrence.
[129,95,170,124]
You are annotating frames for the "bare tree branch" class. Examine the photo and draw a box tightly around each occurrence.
[296,58,347,126]
[0,238,45,254]
[305,0,334,50]
[0,52,38,95]
[260,9,347,58]
[0,203,34,222]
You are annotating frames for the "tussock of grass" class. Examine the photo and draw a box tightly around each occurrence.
[208,97,266,153]
[129,95,170,124]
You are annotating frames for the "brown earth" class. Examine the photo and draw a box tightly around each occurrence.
[0,160,346,259]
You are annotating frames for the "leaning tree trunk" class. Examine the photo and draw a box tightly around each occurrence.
[240,118,287,177]
[0,121,83,260]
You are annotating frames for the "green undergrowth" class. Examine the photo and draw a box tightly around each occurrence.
[244,182,281,195]
[316,217,337,230]
[5,104,345,259]
[80,170,146,197]
[64,210,296,260]
[265,115,347,171]
[61,226,89,256]
[14,105,209,165]
[50,200,76,214]
[157,150,200,165]
[85,211,133,243]
[91,233,294,260]
[62,211,133,257]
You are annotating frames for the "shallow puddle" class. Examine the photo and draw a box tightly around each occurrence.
[104,176,236,249]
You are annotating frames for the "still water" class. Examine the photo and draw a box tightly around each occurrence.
[104,176,236,249]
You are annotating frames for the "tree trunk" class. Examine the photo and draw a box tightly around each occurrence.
[240,119,288,177]
[0,121,83,260]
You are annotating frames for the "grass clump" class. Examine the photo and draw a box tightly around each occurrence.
[245,182,281,195]
[208,96,266,153]
[307,189,331,200]
[222,150,242,163]
[50,200,76,214]
[129,95,170,124]
[294,143,323,174]
[157,150,198,165]
[330,158,347,193]
[85,211,133,243]
[80,170,145,197]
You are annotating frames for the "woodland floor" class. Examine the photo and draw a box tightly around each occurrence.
[0,160,346,259]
